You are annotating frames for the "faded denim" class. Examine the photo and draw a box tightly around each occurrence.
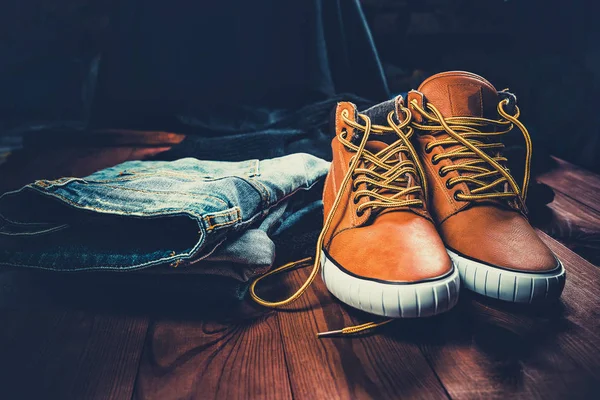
[0,154,330,274]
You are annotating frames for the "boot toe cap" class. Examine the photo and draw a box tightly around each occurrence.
[441,208,559,273]
[326,215,454,283]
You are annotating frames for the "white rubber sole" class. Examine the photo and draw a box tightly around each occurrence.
[447,249,566,303]
[320,251,460,318]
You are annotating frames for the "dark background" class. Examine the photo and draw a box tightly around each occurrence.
[0,0,596,170]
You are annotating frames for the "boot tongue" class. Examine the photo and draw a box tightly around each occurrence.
[361,98,397,126]
[360,98,401,146]
[360,98,398,156]
[417,71,499,118]
[365,140,389,153]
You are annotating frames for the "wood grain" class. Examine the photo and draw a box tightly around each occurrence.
[0,145,170,195]
[268,269,450,400]
[0,269,150,400]
[1,147,599,400]
[537,157,600,213]
[24,129,186,148]
[531,156,600,265]
[417,231,600,399]
[133,306,293,400]
[531,191,600,265]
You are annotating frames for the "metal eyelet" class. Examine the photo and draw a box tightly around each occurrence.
[453,190,464,201]
[356,209,365,217]
[432,157,440,165]
[353,196,359,204]
[445,180,453,189]
[425,146,433,154]
[439,169,447,178]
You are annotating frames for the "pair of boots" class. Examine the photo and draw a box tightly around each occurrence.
[251,71,566,336]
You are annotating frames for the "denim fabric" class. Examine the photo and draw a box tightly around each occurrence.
[153,201,291,282]
[0,154,330,274]
[155,95,375,163]
[272,199,324,265]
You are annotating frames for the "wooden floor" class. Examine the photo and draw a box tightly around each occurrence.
[0,138,599,399]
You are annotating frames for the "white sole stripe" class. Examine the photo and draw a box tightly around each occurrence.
[447,249,566,303]
[321,251,460,318]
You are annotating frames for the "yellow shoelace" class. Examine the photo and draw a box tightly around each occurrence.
[249,108,426,337]
[405,94,532,205]
[250,94,531,337]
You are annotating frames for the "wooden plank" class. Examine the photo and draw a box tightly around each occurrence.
[537,157,600,213]
[271,267,450,400]
[532,191,600,265]
[133,305,293,400]
[0,146,170,195]
[23,130,185,148]
[0,270,149,400]
[0,311,148,400]
[419,232,600,399]
[0,142,169,399]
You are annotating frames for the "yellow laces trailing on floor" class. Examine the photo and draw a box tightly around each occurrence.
[404,92,532,207]
[250,108,426,338]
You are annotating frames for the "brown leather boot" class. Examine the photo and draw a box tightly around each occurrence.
[403,71,565,303]
[318,98,460,318]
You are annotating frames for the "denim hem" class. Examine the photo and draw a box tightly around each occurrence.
[0,185,208,271]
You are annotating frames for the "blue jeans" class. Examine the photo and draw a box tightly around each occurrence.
[0,154,329,278]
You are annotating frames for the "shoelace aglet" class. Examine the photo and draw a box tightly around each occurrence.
[316,329,344,338]
[318,319,395,338]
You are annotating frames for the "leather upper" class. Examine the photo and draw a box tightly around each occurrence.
[322,101,453,282]
[440,205,557,272]
[409,71,558,272]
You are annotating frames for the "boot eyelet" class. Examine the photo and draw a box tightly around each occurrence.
[353,196,359,204]
[425,146,433,154]
[453,190,464,201]
[340,129,348,138]
[445,180,453,189]
[356,209,365,217]
[439,169,447,178]
[432,157,440,165]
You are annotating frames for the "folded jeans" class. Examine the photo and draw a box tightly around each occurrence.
[0,154,330,280]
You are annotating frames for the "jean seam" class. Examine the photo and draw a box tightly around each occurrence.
[98,185,230,206]
[0,186,223,224]
[21,187,210,219]
[0,224,69,236]
[33,177,85,188]
[233,176,269,205]
[251,179,271,205]
[0,219,208,271]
